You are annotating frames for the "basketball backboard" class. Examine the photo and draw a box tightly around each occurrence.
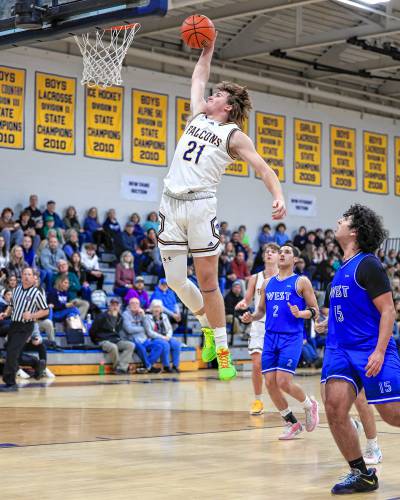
[0,0,167,49]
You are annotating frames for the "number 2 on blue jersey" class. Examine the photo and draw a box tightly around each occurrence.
[183,141,205,164]
[273,305,279,317]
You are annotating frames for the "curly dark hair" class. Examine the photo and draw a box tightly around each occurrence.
[343,204,388,253]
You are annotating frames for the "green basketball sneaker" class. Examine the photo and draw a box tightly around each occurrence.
[216,346,237,381]
[201,327,216,362]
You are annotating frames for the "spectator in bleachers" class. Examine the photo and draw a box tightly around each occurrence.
[315,228,325,248]
[124,276,150,309]
[219,221,231,240]
[294,257,311,279]
[224,241,236,262]
[258,223,274,248]
[54,260,90,318]
[114,251,135,298]
[4,274,17,293]
[121,297,163,374]
[42,215,64,243]
[142,211,160,233]
[24,194,43,231]
[224,280,250,338]
[145,299,182,373]
[0,235,9,269]
[218,250,231,293]
[392,276,400,301]
[231,231,247,257]
[120,222,137,255]
[40,236,67,288]
[18,332,47,380]
[6,245,28,282]
[238,225,250,247]
[0,207,24,252]
[377,248,386,265]
[68,252,92,303]
[129,212,145,243]
[18,210,40,251]
[43,200,65,230]
[33,272,55,343]
[63,206,83,234]
[273,222,289,246]
[83,207,108,248]
[63,229,80,259]
[293,226,307,251]
[228,251,250,289]
[103,208,122,253]
[80,243,104,290]
[22,235,36,267]
[386,264,397,287]
[150,278,181,328]
[89,297,135,375]
[0,288,12,337]
[47,274,82,322]
[385,249,397,267]
[138,228,162,276]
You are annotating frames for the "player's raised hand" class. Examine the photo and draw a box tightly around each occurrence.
[272,199,286,220]
[365,349,385,377]
[241,311,253,323]
[287,302,300,318]
[235,299,247,310]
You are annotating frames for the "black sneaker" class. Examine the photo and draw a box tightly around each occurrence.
[172,366,180,373]
[0,384,18,392]
[331,468,378,495]
[34,360,47,380]
[163,366,173,373]
[149,367,161,374]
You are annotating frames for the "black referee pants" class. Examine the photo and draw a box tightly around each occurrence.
[3,322,34,386]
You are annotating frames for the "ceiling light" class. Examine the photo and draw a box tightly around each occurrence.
[336,0,389,10]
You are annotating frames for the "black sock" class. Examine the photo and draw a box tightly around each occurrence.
[348,457,368,474]
[282,411,298,425]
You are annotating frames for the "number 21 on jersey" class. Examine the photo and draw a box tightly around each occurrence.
[183,141,205,164]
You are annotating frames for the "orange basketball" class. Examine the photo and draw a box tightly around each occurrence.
[181,15,215,49]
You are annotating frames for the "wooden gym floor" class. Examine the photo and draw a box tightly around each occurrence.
[0,370,399,499]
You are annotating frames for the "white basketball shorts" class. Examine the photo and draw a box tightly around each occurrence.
[157,193,221,257]
[248,321,265,355]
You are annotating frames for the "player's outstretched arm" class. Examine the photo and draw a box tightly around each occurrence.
[190,35,217,116]
[230,131,286,220]
[242,278,269,322]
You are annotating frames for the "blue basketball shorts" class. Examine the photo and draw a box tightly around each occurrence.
[261,332,304,375]
[321,346,335,384]
[325,343,400,404]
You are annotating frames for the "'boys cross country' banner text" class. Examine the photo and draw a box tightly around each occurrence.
[363,131,388,194]
[176,97,190,144]
[294,119,321,186]
[225,116,249,177]
[0,66,25,149]
[85,85,123,160]
[256,113,285,181]
[35,72,76,154]
[330,125,356,190]
[395,137,400,197]
[132,89,168,166]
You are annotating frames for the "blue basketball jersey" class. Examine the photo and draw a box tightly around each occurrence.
[265,274,305,335]
[329,252,388,351]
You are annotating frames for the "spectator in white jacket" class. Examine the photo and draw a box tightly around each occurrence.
[80,243,104,290]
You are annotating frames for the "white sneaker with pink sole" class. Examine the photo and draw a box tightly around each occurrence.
[304,397,319,432]
[278,421,303,440]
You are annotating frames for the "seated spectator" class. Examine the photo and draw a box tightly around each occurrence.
[43,200,65,230]
[47,274,86,322]
[230,231,247,257]
[138,228,162,276]
[40,236,67,288]
[54,260,90,318]
[142,211,160,233]
[258,223,274,248]
[295,257,312,279]
[145,299,182,373]
[0,207,24,252]
[124,276,150,309]
[315,254,336,290]
[63,229,81,259]
[80,243,104,290]
[114,251,135,298]
[24,194,43,232]
[121,297,162,373]
[6,245,28,282]
[22,235,36,267]
[42,215,64,243]
[392,276,400,301]
[227,251,250,290]
[103,208,122,252]
[219,221,231,240]
[0,235,9,269]
[150,278,181,328]
[33,272,55,343]
[293,226,307,251]
[68,252,92,303]
[0,288,12,337]
[83,207,109,249]
[315,228,325,248]
[89,298,135,375]
[4,274,18,294]
[224,280,250,337]
[377,248,385,264]
[224,241,236,262]
[20,331,54,379]
[129,212,145,243]
[385,249,397,268]
[274,223,289,246]
[218,250,230,293]
[63,206,83,235]
[18,209,40,251]
[120,222,137,255]
[238,225,250,247]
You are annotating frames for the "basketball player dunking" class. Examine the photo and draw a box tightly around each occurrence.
[157,35,286,380]
[235,243,279,414]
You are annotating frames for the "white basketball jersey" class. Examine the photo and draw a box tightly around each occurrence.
[254,270,266,322]
[164,113,240,195]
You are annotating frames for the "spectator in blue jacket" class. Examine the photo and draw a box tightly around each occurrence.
[129,212,145,243]
[83,207,109,249]
[22,235,36,267]
[43,200,65,230]
[273,223,290,246]
[47,274,81,322]
[121,222,137,254]
[258,223,274,248]
[63,229,81,259]
[150,278,181,328]
[142,211,160,233]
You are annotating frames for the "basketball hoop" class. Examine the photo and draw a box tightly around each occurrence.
[74,23,141,88]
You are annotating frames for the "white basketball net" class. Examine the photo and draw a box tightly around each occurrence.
[74,23,141,88]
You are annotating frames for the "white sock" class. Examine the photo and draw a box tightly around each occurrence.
[302,395,312,409]
[214,327,228,349]
[366,437,378,450]
[280,407,292,418]
[196,313,210,328]
[255,394,263,401]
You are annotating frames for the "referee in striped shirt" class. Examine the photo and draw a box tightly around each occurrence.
[0,267,49,391]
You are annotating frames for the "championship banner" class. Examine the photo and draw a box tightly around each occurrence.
[363,131,388,194]
[35,72,76,154]
[225,116,249,177]
[395,137,400,196]
[85,85,123,160]
[0,66,25,149]
[255,112,285,181]
[294,118,321,186]
[176,96,190,144]
[132,89,168,166]
[330,125,356,190]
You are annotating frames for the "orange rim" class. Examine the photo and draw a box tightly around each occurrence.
[104,23,140,31]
